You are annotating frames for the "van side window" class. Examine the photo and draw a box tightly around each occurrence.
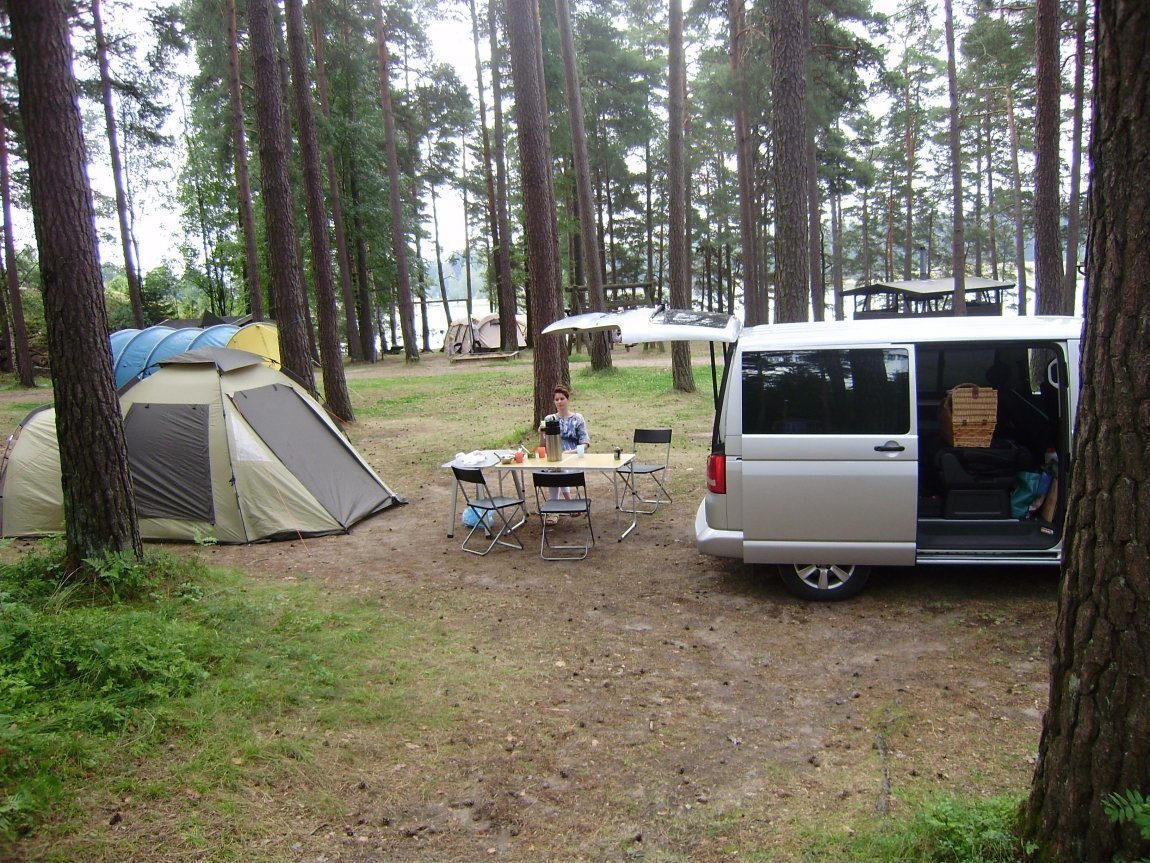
[742,349,911,435]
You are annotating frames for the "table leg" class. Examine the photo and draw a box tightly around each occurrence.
[447,480,459,538]
[619,459,638,540]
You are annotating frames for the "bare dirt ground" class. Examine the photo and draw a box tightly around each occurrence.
[3,353,1058,862]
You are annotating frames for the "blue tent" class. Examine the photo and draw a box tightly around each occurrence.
[110,324,270,388]
[113,326,173,388]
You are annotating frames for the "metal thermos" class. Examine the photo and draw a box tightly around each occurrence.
[544,419,562,462]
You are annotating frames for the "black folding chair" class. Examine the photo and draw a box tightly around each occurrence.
[451,465,526,555]
[618,428,672,514]
[532,470,595,560]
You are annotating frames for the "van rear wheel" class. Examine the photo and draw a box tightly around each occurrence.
[777,563,871,601]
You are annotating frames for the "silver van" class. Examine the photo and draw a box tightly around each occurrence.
[545,309,1083,600]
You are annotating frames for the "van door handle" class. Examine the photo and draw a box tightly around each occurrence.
[874,441,905,452]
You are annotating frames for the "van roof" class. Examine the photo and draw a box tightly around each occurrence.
[738,315,1083,349]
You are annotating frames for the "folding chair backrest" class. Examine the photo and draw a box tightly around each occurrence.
[452,465,487,487]
[452,465,492,505]
[634,428,672,447]
[532,470,586,491]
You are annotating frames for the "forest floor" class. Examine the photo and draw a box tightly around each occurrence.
[1,350,1057,862]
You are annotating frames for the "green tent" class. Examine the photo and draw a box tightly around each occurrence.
[1,347,402,543]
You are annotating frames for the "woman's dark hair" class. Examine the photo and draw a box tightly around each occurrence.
[553,383,572,399]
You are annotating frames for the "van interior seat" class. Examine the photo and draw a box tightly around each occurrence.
[935,440,1034,519]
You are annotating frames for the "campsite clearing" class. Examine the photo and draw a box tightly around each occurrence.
[0,349,1057,862]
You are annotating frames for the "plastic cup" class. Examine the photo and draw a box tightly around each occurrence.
[514,451,525,463]
[576,444,585,457]
[537,446,547,459]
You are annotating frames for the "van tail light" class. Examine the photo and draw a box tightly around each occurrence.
[706,452,726,494]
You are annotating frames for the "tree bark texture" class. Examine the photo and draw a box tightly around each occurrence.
[284,0,354,421]
[771,0,809,323]
[344,97,378,360]
[92,0,144,329]
[1007,90,1028,315]
[469,0,498,328]
[728,0,762,325]
[0,104,34,387]
[310,0,361,360]
[1061,0,1088,316]
[1033,0,1066,315]
[247,0,318,393]
[226,0,265,321]
[373,6,420,362]
[1022,2,1150,858]
[489,0,518,348]
[902,73,914,282]
[943,0,966,314]
[555,0,610,371]
[506,0,569,422]
[9,0,142,565]
[668,0,695,393]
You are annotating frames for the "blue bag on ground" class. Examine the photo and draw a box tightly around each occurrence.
[1011,470,1052,518]
[461,505,493,528]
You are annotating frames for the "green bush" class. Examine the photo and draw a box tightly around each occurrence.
[914,796,1022,862]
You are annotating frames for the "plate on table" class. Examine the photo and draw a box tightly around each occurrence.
[453,450,498,468]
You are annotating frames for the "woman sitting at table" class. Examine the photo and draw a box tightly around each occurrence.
[540,383,590,522]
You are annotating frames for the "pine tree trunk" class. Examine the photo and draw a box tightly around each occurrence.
[284,0,353,421]
[488,0,519,350]
[0,104,34,387]
[1022,4,1150,858]
[668,0,695,392]
[1007,90,1028,315]
[506,0,569,421]
[92,0,144,328]
[729,0,762,325]
[247,0,318,392]
[310,0,361,359]
[985,111,999,280]
[944,0,966,314]
[1033,0,1065,315]
[430,179,452,325]
[902,74,915,282]
[468,0,505,347]
[226,0,264,320]
[1061,0,1087,316]
[807,131,823,321]
[9,0,142,566]
[555,0,610,370]
[771,0,809,323]
[348,153,377,360]
[374,8,419,362]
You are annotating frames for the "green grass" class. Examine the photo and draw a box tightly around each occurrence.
[0,539,465,850]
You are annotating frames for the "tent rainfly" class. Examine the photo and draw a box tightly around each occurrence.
[110,321,282,389]
[0,347,403,543]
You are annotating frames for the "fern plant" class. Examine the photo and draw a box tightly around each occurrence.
[1103,789,1150,863]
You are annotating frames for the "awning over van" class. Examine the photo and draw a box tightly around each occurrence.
[541,306,740,344]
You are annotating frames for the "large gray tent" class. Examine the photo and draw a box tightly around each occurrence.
[0,348,402,543]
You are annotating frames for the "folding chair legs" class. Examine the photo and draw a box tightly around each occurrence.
[540,509,595,560]
[461,507,524,556]
[618,468,672,515]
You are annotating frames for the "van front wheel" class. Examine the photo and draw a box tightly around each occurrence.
[777,563,871,601]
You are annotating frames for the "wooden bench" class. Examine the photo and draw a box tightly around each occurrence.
[448,350,521,363]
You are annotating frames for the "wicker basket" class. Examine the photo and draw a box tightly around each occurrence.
[939,383,998,447]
